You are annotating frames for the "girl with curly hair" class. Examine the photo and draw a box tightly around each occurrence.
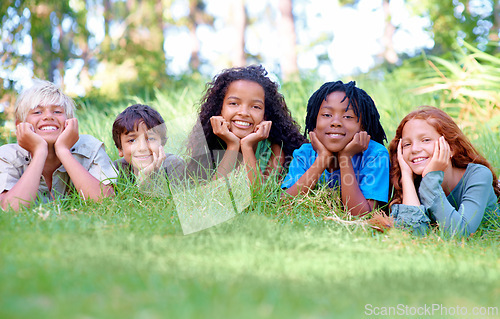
[389,106,500,237]
[187,65,305,183]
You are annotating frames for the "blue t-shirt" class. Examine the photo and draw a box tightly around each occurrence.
[281,140,390,203]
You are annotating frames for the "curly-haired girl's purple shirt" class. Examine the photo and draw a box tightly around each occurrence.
[281,140,390,203]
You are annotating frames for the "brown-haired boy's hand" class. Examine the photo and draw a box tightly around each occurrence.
[210,116,240,149]
[16,122,48,157]
[138,145,166,179]
[55,118,79,154]
[422,136,451,177]
[339,131,370,158]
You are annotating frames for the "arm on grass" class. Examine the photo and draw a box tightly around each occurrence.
[338,132,373,216]
[240,121,273,184]
[0,123,48,211]
[55,119,115,200]
[285,132,332,197]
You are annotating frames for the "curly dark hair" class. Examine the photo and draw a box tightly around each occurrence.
[304,80,387,145]
[187,65,306,170]
[389,106,500,207]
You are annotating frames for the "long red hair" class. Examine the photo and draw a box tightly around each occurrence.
[389,106,500,207]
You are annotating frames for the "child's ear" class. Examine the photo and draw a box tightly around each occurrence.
[118,148,124,157]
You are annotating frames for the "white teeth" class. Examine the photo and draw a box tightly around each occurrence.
[327,133,343,137]
[234,120,251,127]
[412,157,427,163]
[40,126,57,131]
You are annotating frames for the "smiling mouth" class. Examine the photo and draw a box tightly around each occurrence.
[326,133,344,137]
[39,126,58,131]
[233,120,252,128]
[411,157,428,164]
[134,155,152,160]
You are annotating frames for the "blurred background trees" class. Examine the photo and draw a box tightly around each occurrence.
[0,0,499,113]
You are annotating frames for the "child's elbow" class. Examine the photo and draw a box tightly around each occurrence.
[101,184,115,198]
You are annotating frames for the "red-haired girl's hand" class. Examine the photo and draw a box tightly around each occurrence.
[241,120,272,149]
[210,116,240,149]
[339,131,370,158]
[422,136,451,177]
[397,139,413,180]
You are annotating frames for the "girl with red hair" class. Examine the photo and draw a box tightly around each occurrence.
[389,106,499,237]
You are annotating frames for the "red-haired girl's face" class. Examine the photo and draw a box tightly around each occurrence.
[400,118,441,176]
[220,80,265,139]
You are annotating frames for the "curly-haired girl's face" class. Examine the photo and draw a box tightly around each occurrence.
[220,80,265,139]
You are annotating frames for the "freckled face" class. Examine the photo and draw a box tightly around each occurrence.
[314,91,362,153]
[220,80,265,139]
[400,119,441,176]
[119,122,162,170]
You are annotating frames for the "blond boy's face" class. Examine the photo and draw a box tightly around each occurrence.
[21,104,68,145]
[118,122,163,171]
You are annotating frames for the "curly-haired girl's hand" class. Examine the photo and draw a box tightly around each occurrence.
[422,136,451,177]
[210,116,240,149]
[241,120,271,149]
[397,139,413,180]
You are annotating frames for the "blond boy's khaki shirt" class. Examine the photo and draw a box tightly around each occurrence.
[0,134,117,204]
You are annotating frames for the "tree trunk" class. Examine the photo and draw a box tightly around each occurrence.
[381,0,398,64]
[188,0,201,70]
[229,0,246,67]
[278,0,298,80]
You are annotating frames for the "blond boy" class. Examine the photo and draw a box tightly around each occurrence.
[0,80,117,210]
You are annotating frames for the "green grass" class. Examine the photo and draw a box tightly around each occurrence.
[1,71,499,318]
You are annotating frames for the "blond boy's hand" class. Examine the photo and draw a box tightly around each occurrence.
[339,131,370,158]
[55,118,79,153]
[16,122,48,156]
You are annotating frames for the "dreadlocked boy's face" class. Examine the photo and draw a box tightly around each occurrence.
[314,91,362,153]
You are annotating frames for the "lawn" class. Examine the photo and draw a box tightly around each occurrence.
[1,73,499,318]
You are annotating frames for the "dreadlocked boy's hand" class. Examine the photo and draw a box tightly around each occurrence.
[210,116,240,149]
[310,131,333,160]
[339,131,370,158]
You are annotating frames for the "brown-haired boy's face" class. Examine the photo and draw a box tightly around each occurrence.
[22,104,68,145]
[118,122,163,171]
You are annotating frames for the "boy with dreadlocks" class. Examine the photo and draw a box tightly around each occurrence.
[282,81,389,216]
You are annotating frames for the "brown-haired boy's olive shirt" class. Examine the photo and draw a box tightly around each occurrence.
[0,134,117,204]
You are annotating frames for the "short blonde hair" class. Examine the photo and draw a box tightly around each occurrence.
[15,79,75,122]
